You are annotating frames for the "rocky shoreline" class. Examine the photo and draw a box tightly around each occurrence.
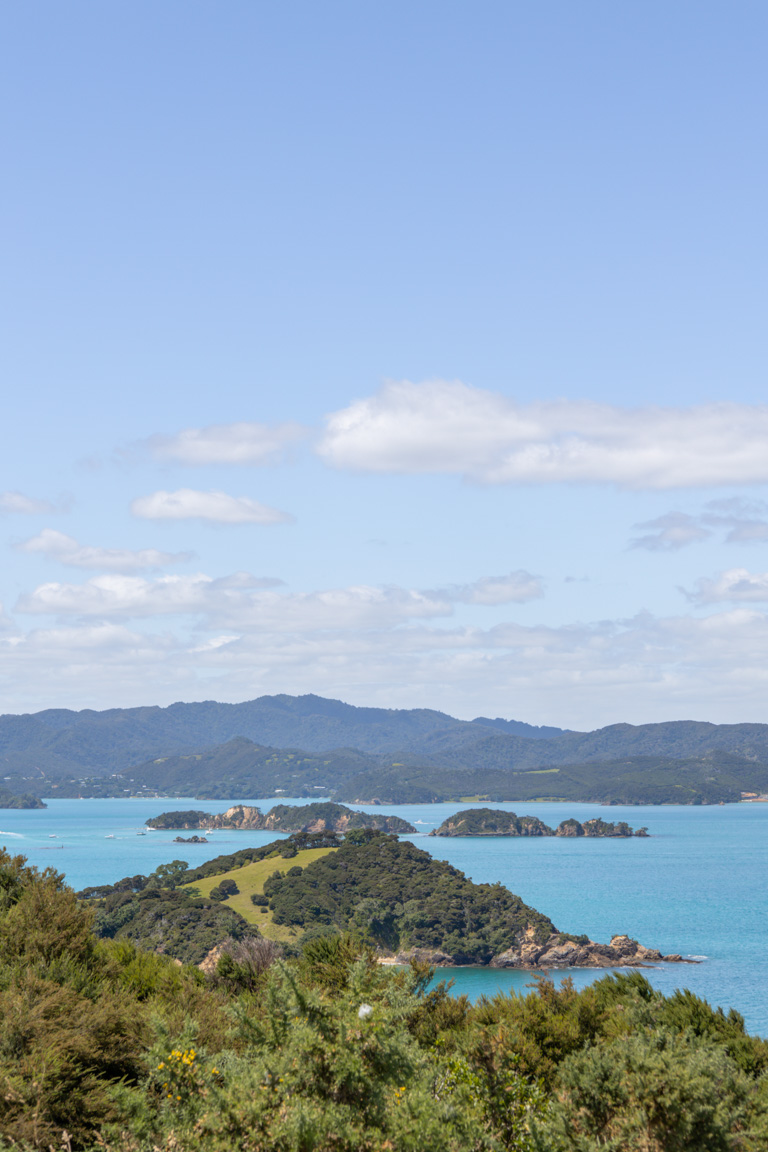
[385,931,697,970]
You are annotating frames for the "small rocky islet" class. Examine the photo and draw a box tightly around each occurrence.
[429,807,648,838]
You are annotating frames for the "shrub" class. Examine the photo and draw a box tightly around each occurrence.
[213,937,282,993]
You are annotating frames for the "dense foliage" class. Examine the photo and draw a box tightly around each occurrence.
[146,809,210,828]
[334,751,766,805]
[1,845,767,1151]
[264,830,557,962]
[263,800,416,833]
[80,861,256,965]
[0,787,45,808]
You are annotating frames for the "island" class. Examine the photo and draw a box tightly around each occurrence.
[146,801,416,835]
[429,808,648,837]
[173,834,209,843]
[0,787,46,809]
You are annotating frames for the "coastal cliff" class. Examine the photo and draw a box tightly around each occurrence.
[487,929,690,969]
[430,807,648,838]
[393,931,692,969]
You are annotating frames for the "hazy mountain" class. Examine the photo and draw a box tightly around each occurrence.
[3,695,768,796]
[0,694,566,775]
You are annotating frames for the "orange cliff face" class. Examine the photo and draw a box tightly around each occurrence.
[207,805,266,829]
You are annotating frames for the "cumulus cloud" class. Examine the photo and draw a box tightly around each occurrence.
[0,491,60,515]
[5,604,768,727]
[631,513,712,552]
[17,529,193,573]
[15,574,457,629]
[149,421,307,465]
[437,571,544,605]
[16,572,284,621]
[686,568,768,605]
[131,488,293,524]
[14,570,544,629]
[318,379,768,489]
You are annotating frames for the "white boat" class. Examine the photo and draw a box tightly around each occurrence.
[104,834,115,839]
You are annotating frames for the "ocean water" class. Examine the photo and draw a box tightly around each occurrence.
[1,797,766,1035]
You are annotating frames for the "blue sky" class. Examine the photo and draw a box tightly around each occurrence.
[2,1,768,727]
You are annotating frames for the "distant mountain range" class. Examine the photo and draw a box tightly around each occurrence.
[2,693,768,804]
[0,693,567,777]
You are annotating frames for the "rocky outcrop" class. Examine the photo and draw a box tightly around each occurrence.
[388,929,694,970]
[173,834,209,843]
[489,929,695,969]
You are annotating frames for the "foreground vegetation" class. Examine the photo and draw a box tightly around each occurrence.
[1,844,767,1151]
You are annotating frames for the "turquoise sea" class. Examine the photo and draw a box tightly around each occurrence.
[1,798,766,1035]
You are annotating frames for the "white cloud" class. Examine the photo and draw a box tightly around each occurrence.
[149,421,306,465]
[318,379,768,489]
[686,568,768,605]
[17,529,193,573]
[131,488,293,524]
[14,570,543,629]
[0,491,59,515]
[5,603,768,727]
[16,572,284,621]
[631,513,712,552]
[438,571,544,605]
[15,574,458,630]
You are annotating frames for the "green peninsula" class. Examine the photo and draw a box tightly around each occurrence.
[429,808,648,837]
[83,829,677,969]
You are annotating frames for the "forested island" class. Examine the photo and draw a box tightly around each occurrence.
[430,808,648,837]
[0,787,45,809]
[146,801,415,834]
[2,836,765,1150]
